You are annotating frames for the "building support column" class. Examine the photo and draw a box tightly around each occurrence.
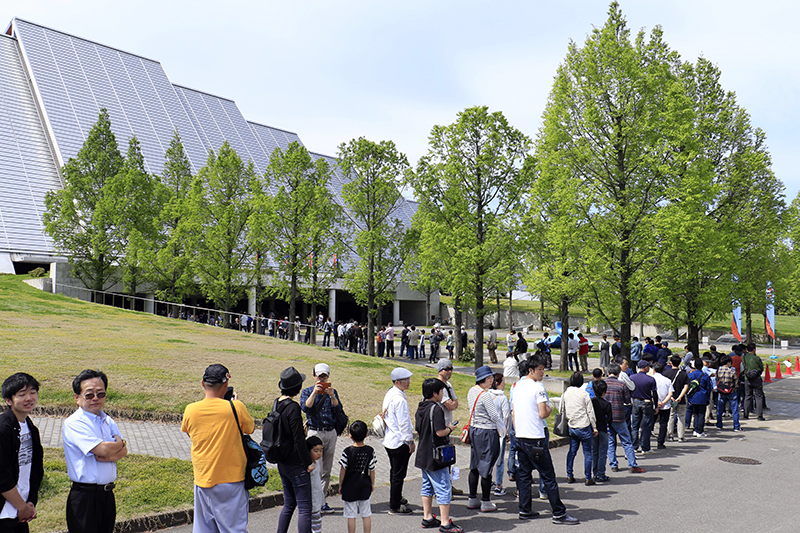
[328,289,337,322]
[393,298,400,325]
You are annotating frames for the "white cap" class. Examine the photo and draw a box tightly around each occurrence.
[391,367,413,381]
[314,363,331,376]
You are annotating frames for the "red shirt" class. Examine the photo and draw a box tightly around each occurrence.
[578,337,589,356]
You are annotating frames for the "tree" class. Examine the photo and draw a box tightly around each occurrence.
[44,108,124,298]
[145,132,196,313]
[535,2,686,358]
[522,158,586,371]
[338,137,409,357]
[649,58,785,354]
[251,142,340,340]
[403,218,443,327]
[184,142,256,327]
[101,136,161,307]
[411,106,530,368]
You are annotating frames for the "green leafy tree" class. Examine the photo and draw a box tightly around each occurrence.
[251,142,340,340]
[535,2,686,358]
[338,137,409,356]
[145,132,196,313]
[101,136,161,307]
[43,108,124,298]
[649,58,785,353]
[184,142,256,327]
[411,106,530,367]
[402,218,443,327]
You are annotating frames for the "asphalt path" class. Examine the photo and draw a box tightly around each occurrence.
[164,414,800,533]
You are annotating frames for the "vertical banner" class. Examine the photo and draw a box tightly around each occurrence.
[731,302,743,342]
[766,281,776,339]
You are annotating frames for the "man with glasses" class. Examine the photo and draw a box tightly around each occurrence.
[62,370,127,533]
[383,368,415,514]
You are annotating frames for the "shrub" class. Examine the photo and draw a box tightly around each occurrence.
[29,267,47,278]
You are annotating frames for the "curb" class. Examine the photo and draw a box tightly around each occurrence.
[109,483,341,533]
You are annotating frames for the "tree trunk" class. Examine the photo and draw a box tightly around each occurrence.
[540,298,545,330]
[745,301,753,344]
[289,270,297,341]
[495,292,501,329]
[559,297,569,372]
[425,291,431,328]
[454,296,463,360]
[687,321,701,360]
[367,294,375,357]
[507,293,513,332]
[475,283,484,369]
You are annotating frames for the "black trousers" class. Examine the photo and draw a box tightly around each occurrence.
[66,484,115,533]
[0,518,28,533]
[656,409,671,445]
[385,444,410,511]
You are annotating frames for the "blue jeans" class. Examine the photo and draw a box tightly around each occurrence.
[277,463,312,533]
[515,437,567,518]
[687,403,707,433]
[631,399,654,451]
[507,425,517,479]
[495,436,506,485]
[591,430,608,478]
[567,425,594,480]
[608,420,638,469]
[407,345,418,360]
[717,393,740,429]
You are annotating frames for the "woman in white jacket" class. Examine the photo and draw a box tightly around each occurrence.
[488,372,511,496]
[561,371,598,486]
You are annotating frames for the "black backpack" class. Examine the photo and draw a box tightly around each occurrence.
[261,399,291,463]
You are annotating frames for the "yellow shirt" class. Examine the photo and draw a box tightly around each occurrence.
[181,398,255,488]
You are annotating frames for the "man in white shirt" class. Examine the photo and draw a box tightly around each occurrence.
[382,368,415,514]
[63,370,128,533]
[652,362,675,449]
[512,355,579,525]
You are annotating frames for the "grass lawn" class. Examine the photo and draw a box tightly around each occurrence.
[33,448,282,533]
[0,274,476,427]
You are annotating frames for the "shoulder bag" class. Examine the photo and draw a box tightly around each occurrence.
[372,408,388,438]
[229,400,269,489]
[460,390,485,445]
[430,403,456,469]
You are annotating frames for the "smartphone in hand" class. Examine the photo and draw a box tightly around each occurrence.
[224,386,234,400]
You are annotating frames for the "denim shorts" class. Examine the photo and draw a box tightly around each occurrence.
[421,467,452,505]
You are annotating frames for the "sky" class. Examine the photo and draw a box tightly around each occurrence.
[4,0,798,200]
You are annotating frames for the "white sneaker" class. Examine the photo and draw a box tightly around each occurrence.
[539,490,548,500]
[492,486,506,496]
[480,501,498,512]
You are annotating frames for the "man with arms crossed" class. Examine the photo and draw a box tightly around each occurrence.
[0,373,44,532]
[512,354,579,525]
[181,364,254,532]
[63,370,127,533]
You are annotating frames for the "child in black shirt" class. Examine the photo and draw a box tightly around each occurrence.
[338,420,376,533]
[590,380,613,483]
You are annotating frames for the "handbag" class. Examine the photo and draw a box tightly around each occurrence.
[372,409,388,438]
[487,341,498,350]
[460,390,485,445]
[553,410,568,437]
[334,404,349,436]
[430,404,456,469]
[229,401,269,490]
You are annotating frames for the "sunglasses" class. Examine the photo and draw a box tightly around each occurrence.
[82,391,107,400]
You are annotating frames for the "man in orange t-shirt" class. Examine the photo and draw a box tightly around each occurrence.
[181,364,254,533]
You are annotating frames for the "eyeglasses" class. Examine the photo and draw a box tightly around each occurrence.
[82,391,106,400]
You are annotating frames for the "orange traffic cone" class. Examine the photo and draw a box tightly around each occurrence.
[774,361,783,379]
[795,356,799,373]
[764,364,773,383]
[785,359,793,375]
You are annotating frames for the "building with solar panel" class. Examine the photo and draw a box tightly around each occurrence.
[0,18,438,326]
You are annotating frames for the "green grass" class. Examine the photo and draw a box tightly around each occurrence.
[32,448,281,533]
[0,274,483,427]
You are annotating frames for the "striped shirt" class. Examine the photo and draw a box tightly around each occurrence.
[467,386,501,430]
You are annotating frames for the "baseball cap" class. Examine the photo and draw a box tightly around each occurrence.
[437,359,454,371]
[314,363,331,376]
[203,364,230,384]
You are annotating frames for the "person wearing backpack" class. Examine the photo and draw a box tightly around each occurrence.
[274,367,314,533]
[742,342,765,421]
[685,358,712,438]
[181,364,255,533]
